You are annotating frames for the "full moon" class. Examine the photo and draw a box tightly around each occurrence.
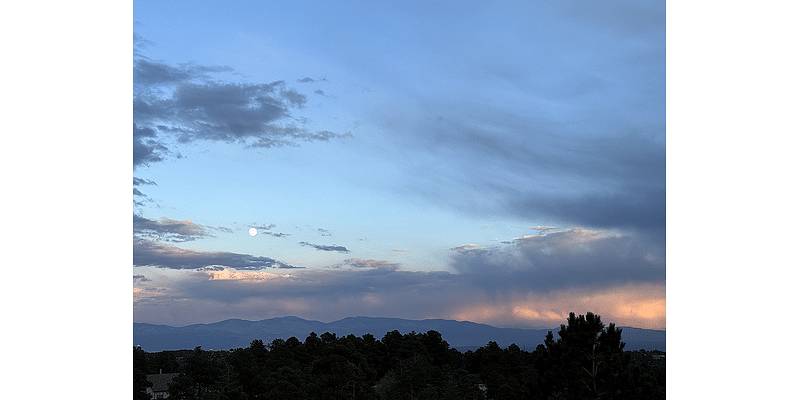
[248,228,257,236]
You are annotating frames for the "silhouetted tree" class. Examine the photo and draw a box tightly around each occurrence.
[133,346,151,400]
[538,312,628,399]
[168,346,223,399]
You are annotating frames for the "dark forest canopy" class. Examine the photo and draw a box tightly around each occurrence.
[135,312,665,399]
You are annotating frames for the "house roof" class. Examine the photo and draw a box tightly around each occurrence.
[145,372,180,392]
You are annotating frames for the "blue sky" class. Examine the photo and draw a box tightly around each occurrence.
[132,0,666,329]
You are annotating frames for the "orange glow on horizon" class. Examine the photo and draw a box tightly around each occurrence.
[447,283,666,330]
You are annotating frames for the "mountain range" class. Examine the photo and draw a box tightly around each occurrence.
[133,316,665,353]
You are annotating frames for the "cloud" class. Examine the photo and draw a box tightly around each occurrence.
[152,262,452,308]
[133,237,300,270]
[297,77,327,84]
[134,58,194,86]
[249,223,289,238]
[449,227,664,294]
[332,258,400,271]
[450,244,486,253]
[133,214,211,242]
[133,274,151,282]
[299,242,350,253]
[380,103,665,233]
[132,39,351,167]
[252,223,276,231]
[265,232,289,238]
[511,186,666,232]
[134,257,665,329]
[133,123,172,169]
[212,226,235,234]
[133,224,664,328]
[206,269,293,283]
[133,177,157,186]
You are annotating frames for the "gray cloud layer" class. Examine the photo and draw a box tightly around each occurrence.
[139,228,661,304]
[449,228,664,294]
[133,238,300,270]
[133,214,211,243]
[134,227,665,328]
[384,107,665,235]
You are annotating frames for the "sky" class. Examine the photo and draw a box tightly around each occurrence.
[132,0,666,330]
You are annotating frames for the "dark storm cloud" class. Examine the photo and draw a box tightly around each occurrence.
[133,237,300,270]
[132,38,351,167]
[299,242,350,253]
[448,228,664,293]
[133,214,211,242]
[133,274,151,282]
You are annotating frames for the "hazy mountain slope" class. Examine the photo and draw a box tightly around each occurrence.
[133,316,665,352]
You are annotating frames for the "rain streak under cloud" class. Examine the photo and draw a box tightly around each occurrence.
[133,0,665,330]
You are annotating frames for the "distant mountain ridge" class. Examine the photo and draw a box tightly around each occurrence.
[134,316,665,353]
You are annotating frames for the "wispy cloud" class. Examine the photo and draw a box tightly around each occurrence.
[133,177,157,186]
[248,223,290,238]
[332,258,400,271]
[450,244,486,253]
[299,242,350,253]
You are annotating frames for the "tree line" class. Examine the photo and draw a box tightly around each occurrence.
[134,312,665,399]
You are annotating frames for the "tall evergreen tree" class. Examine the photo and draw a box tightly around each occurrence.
[133,346,151,400]
[539,312,628,399]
